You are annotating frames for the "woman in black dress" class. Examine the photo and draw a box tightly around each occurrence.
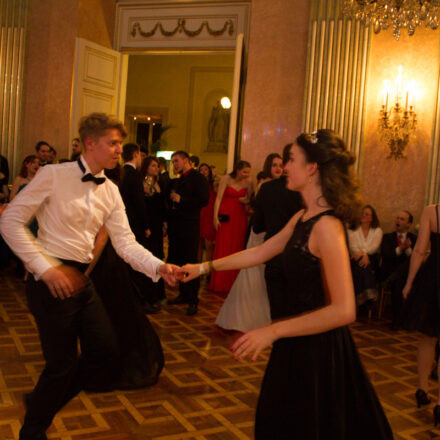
[140,156,167,305]
[401,204,440,424]
[181,130,393,439]
[84,164,165,389]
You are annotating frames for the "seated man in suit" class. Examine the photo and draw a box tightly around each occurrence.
[381,210,416,328]
[120,143,159,314]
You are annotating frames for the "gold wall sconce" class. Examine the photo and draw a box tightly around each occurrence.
[378,66,417,159]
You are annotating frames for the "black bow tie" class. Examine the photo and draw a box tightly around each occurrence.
[78,159,106,185]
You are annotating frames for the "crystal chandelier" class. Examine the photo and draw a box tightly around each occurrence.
[342,1,440,40]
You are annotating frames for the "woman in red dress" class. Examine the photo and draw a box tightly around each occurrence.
[198,163,217,262]
[209,160,252,293]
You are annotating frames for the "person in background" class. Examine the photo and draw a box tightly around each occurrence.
[253,144,303,320]
[70,138,82,161]
[167,151,209,315]
[198,163,217,264]
[190,155,200,169]
[381,210,416,329]
[216,153,283,332]
[209,160,252,293]
[10,155,40,201]
[47,146,57,164]
[348,205,383,307]
[401,204,440,424]
[140,155,167,306]
[158,157,170,192]
[35,141,51,166]
[120,143,159,314]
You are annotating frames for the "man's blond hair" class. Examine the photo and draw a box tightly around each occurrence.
[78,112,127,146]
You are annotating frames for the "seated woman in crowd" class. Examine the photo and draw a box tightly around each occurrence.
[10,155,40,201]
[347,204,383,306]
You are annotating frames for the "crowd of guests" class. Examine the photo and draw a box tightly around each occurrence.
[1,116,440,438]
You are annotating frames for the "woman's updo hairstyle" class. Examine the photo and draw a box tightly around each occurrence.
[296,129,363,226]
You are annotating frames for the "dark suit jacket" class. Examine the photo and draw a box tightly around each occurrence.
[167,169,209,225]
[380,231,417,280]
[0,155,9,186]
[158,170,170,193]
[119,164,150,242]
[253,176,303,241]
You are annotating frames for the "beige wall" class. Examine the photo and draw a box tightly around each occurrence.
[361,27,440,232]
[78,0,116,49]
[20,0,116,164]
[22,0,78,160]
[125,54,234,172]
[240,0,311,173]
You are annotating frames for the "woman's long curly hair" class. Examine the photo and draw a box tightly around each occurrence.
[296,129,363,226]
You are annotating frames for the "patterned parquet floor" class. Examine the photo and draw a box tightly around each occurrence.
[0,270,439,440]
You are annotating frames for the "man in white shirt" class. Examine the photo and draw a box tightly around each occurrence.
[0,113,179,440]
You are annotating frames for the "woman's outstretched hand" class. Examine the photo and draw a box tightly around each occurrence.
[178,264,201,283]
[230,326,277,362]
[402,282,412,300]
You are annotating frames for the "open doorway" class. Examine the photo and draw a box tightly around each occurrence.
[124,53,235,175]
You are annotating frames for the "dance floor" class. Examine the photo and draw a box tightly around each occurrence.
[0,271,439,440]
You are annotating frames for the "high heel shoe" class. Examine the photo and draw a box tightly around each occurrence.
[434,405,440,427]
[415,389,431,408]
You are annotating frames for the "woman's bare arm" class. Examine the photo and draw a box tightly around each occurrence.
[84,226,109,276]
[181,210,303,281]
[403,205,433,297]
[231,216,356,361]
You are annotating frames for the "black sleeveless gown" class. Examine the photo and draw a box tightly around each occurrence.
[400,228,440,337]
[90,242,164,389]
[255,211,393,439]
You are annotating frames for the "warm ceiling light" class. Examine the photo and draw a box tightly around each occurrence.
[220,96,231,109]
[134,116,137,120]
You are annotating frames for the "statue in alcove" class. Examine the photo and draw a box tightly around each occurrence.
[207,101,230,153]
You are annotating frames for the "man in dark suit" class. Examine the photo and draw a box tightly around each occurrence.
[167,150,209,315]
[158,157,170,192]
[253,143,303,320]
[381,210,416,328]
[35,141,51,166]
[119,143,159,314]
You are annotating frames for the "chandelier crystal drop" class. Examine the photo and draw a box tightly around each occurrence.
[342,1,440,40]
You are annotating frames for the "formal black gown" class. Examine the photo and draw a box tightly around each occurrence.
[255,210,393,440]
[400,229,440,337]
[90,241,164,389]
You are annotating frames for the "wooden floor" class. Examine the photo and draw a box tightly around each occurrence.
[0,271,439,440]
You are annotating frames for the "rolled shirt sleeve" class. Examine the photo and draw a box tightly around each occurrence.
[105,191,164,282]
[0,166,59,278]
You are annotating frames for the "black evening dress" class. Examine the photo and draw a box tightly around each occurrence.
[400,208,440,337]
[90,241,164,389]
[255,210,393,440]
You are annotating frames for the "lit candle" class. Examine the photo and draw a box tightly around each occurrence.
[385,92,388,112]
[405,91,408,111]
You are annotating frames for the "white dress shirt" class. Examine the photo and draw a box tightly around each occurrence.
[0,157,163,280]
[395,231,413,257]
[347,226,383,256]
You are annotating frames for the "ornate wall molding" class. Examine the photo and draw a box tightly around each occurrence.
[131,18,234,39]
[303,0,370,172]
[115,2,250,50]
